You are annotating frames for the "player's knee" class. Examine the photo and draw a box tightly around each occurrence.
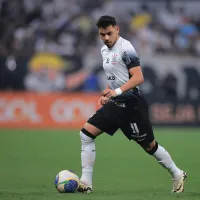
[142,140,158,155]
[80,128,96,144]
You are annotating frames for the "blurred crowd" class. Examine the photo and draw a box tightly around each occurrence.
[0,0,200,95]
[0,0,200,57]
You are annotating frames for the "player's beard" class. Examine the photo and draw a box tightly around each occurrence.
[105,37,118,48]
[105,41,113,48]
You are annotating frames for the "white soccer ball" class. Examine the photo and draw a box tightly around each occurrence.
[54,170,80,193]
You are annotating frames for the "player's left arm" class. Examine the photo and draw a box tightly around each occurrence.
[120,66,144,93]
[102,66,144,98]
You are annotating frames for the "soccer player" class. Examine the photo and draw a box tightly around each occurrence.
[78,15,187,193]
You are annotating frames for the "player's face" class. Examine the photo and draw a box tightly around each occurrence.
[98,25,119,48]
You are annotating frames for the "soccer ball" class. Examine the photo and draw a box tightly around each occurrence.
[54,170,80,193]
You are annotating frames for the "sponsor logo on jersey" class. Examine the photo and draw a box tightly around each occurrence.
[107,76,115,80]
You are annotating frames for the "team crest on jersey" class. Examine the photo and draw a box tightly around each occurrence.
[106,58,110,63]
[111,54,118,65]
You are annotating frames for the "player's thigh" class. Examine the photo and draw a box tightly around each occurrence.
[120,118,154,145]
[87,102,119,136]
[120,99,155,146]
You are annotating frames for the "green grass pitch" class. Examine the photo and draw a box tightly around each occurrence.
[0,127,200,200]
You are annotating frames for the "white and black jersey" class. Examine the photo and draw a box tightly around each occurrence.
[88,37,154,142]
[101,37,140,100]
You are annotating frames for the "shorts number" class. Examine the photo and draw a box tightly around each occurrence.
[130,123,139,135]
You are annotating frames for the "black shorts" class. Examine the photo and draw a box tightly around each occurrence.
[87,93,154,145]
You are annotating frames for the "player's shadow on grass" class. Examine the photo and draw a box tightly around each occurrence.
[183,192,200,197]
[156,191,200,198]
[95,190,200,198]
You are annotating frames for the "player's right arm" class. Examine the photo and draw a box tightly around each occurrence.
[98,47,111,107]
[98,85,110,108]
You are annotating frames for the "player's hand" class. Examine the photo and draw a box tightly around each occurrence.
[98,96,109,107]
[102,89,117,98]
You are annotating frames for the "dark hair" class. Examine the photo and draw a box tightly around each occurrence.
[96,15,117,28]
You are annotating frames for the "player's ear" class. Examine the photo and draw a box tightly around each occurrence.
[115,25,119,33]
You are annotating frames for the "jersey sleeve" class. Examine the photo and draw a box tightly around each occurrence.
[121,42,140,70]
